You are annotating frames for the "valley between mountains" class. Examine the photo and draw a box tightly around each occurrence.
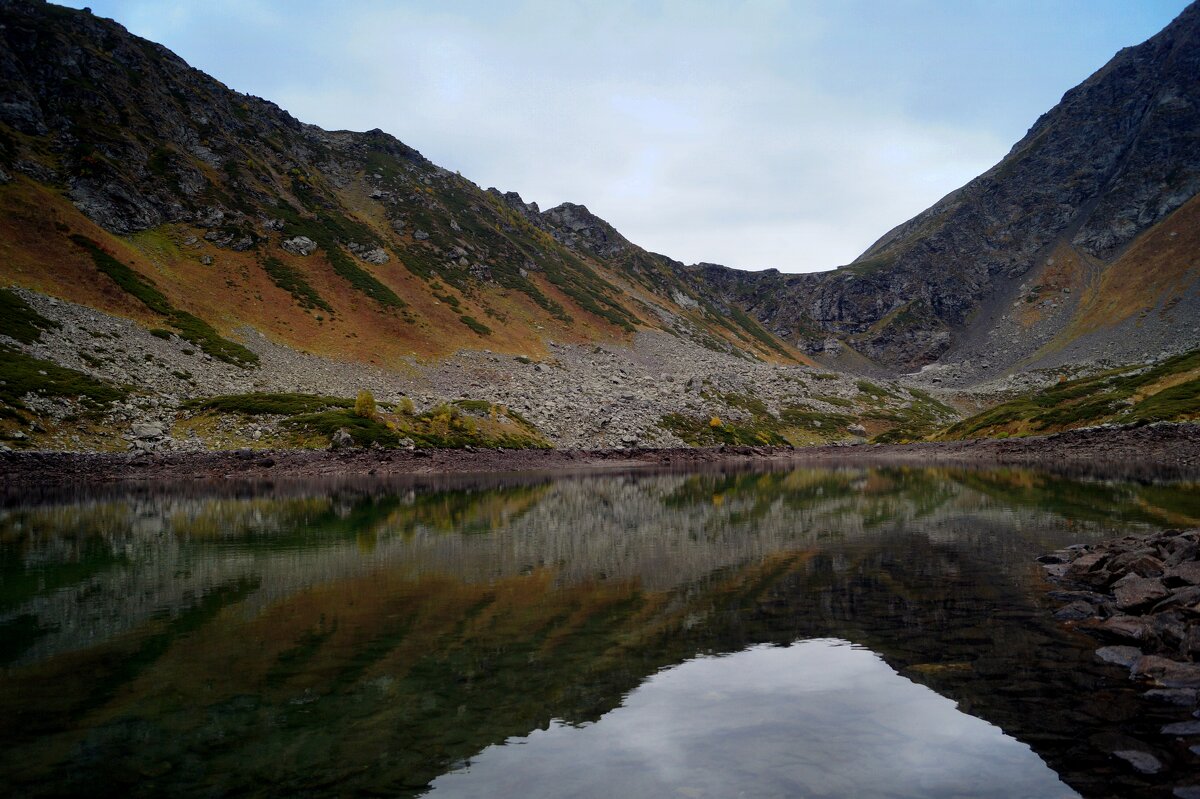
[0,0,1197,458]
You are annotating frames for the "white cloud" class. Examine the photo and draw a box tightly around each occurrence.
[257,3,1008,271]
[63,0,1190,272]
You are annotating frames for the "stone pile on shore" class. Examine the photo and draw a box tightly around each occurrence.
[1041,528,1200,779]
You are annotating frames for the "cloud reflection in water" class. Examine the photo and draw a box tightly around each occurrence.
[428,639,1078,799]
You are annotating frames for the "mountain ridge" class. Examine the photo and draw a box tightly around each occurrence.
[0,0,806,370]
[0,0,1197,453]
[4,0,1196,379]
[683,0,1200,376]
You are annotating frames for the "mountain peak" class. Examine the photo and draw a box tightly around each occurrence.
[691,0,1200,374]
[538,202,633,260]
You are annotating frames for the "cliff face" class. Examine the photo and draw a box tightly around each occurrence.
[687,2,1200,374]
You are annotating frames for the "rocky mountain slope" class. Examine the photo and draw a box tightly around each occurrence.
[0,0,798,369]
[0,0,1197,454]
[0,282,958,452]
[939,346,1200,440]
[688,1,1200,379]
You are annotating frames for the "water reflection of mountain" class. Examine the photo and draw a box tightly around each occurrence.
[5,468,1191,667]
[0,467,1196,798]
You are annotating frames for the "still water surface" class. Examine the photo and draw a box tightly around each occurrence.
[429,640,1075,799]
[1,465,1197,797]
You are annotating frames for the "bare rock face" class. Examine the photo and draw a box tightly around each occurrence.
[0,1,306,235]
[538,202,633,260]
[281,236,317,256]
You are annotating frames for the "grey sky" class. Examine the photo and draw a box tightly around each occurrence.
[61,1,1192,272]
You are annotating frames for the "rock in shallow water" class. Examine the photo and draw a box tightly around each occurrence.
[1096,645,1143,668]
[1109,549,1165,577]
[1054,600,1098,621]
[1112,749,1162,774]
[1065,551,1113,588]
[1042,526,1200,786]
[1160,662,1200,689]
[1145,688,1200,706]
[1127,655,1200,688]
[1154,585,1200,613]
[1167,562,1200,586]
[1132,654,1180,679]
[1093,614,1154,642]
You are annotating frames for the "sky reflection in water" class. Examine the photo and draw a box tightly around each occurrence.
[429,639,1078,799]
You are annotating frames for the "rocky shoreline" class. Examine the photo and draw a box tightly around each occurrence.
[1041,529,1200,789]
[1,422,1197,488]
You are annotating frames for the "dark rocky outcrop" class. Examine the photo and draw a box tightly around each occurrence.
[1042,528,1200,788]
[488,190,712,306]
[0,0,329,234]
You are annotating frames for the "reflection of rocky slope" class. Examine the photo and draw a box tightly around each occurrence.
[1,468,1177,666]
[1,468,1195,797]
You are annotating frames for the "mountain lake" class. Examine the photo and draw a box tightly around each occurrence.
[2,463,1198,798]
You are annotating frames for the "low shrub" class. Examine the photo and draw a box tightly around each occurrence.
[0,289,60,344]
[459,315,492,336]
[355,390,377,418]
[0,346,126,409]
[183,393,353,415]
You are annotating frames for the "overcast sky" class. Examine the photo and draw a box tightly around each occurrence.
[60,0,1191,273]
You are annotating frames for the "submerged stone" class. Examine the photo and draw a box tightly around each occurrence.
[1112,749,1162,774]
[1054,600,1098,621]
[1095,646,1143,668]
[1144,688,1199,706]
[1094,615,1153,642]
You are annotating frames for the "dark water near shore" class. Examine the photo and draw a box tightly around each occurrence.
[1,465,1198,798]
